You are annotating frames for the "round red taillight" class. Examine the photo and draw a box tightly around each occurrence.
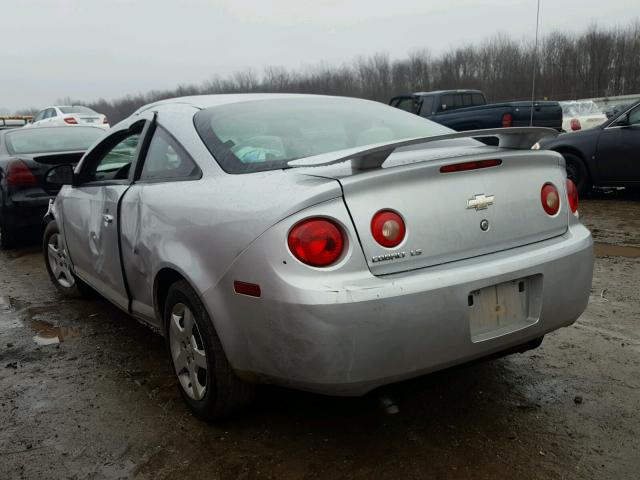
[566,179,579,214]
[287,218,344,267]
[570,118,582,131]
[371,210,406,248]
[541,183,561,216]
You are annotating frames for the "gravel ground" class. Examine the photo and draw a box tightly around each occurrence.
[0,189,638,480]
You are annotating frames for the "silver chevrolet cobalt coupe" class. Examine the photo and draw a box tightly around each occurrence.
[42,94,593,419]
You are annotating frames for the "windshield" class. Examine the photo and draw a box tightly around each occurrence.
[194,97,454,173]
[58,106,96,114]
[560,101,604,117]
[5,127,103,154]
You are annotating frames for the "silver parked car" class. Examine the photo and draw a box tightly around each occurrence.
[42,94,594,419]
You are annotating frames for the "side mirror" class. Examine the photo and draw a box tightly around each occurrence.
[44,164,75,192]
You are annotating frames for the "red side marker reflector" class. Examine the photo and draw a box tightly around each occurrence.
[440,159,502,174]
[234,281,261,298]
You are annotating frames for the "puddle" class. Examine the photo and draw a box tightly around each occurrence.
[31,319,82,346]
[594,242,640,258]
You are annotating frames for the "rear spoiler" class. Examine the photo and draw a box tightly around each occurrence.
[288,127,558,170]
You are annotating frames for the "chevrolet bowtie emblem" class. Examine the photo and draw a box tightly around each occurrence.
[467,194,495,211]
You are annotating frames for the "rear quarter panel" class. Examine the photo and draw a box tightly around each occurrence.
[119,172,341,325]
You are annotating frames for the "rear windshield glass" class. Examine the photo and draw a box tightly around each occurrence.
[58,106,96,114]
[559,101,604,117]
[194,97,454,173]
[5,127,103,154]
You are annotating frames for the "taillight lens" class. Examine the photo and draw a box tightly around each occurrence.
[103,117,109,124]
[570,118,581,131]
[541,183,560,216]
[6,160,38,187]
[371,210,406,248]
[288,218,344,267]
[566,179,578,214]
[502,113,513,128]
[64,117,78,124]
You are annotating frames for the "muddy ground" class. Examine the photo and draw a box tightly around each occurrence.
[1,190,639,480]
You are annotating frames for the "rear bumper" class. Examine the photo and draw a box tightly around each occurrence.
[202,223,593,396]
[1,189,52,229]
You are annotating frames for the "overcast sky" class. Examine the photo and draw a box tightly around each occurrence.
[1,0,637,112]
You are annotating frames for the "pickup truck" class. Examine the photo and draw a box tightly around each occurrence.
[0,116,32,131]
[390,90,563,132]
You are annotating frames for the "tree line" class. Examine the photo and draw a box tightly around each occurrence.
[36,20,640,123]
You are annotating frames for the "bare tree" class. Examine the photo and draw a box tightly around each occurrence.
[47,20,640,123]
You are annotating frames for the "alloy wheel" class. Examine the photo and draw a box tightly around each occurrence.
[169,303,208,400]
[47,233,75,288]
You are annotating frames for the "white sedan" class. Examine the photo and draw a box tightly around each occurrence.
[29,106,109,130]
[559,100,607,132]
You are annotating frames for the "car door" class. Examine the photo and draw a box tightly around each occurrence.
[48,107,59,126]
[62,118,152,310]
[595,104,640,181]
[119,123,202,322]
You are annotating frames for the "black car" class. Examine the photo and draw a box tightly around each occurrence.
[0,126,104,247]
[539,101,640,195]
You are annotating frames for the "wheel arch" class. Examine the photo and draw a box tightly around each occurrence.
[551,146,593,179]
[153,266,205,333]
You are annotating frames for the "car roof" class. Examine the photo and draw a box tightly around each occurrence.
[38,105,95,110]
[136,93,379,114]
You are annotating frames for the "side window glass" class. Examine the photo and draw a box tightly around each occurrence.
[85,132,141,182]
[628,106,640,126]
[440,94,453,111]
[50,109,57,118]
[463,94,473,107]
[139,128,199,181]
[396,98,415,113]
[34,111,44,122]
[452,95,464,109]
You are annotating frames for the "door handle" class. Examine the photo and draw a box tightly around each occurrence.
[103,214,114,226]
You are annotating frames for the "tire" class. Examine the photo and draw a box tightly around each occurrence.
[165,280,255,420]
[0,220,17,249]
[43,221,91,298]
[562,153,590,196]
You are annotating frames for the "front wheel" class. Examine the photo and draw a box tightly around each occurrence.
[43,221,91,298]
[165,280,255,420]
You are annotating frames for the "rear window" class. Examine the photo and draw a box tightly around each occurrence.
[5,127,103,154]
[472,93,485,106]
[194,97,454,174]
[58,106,96,114]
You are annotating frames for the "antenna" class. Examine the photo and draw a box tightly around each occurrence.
[530,0,541,126]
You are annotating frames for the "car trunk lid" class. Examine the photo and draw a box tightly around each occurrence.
[308,146,568,275]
